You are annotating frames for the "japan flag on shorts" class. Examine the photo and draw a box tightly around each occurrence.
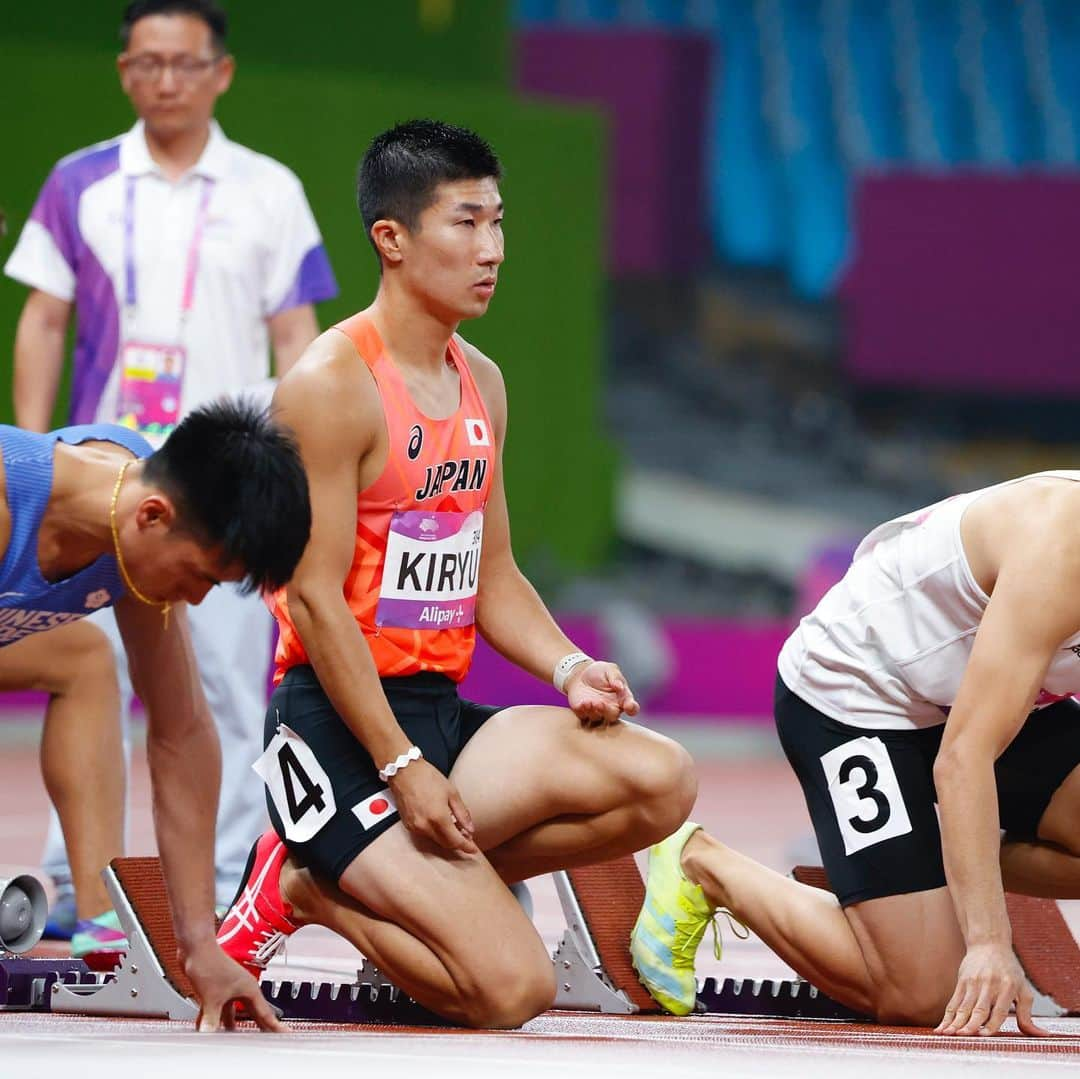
[465,418,490,446]
[352,789,399,830]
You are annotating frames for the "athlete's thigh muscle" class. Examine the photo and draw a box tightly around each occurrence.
[448,705,685,852]
[0,620,109,694]
[338,818,547,978]
[1038,763,1080,852]
[845,887,965,1016]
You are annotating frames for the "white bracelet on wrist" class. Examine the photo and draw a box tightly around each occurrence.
[378,744,423,783]
[553,651,593,694]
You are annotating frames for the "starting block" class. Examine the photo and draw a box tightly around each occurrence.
[0,957,103,1011]
[6,852,1079,1025]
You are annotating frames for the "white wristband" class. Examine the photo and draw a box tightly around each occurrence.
[378,744,423,783]
[553,651,592,694]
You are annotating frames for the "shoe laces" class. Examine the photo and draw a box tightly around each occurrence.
[672,903,749,966]
[251,927,288,966]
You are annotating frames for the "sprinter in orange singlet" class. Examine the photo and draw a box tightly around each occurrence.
[216,120,696,1028]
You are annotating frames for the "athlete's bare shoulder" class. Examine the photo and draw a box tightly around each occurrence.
[274,326,382,455]
[456,335,506,435]
[967,473,1080,592]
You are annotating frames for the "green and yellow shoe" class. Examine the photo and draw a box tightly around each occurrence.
[630,821,722,1016]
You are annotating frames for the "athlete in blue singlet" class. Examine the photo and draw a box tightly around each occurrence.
[0,399,309,1032]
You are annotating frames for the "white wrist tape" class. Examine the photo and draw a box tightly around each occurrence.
[378,744,423,783]
[553,651,592,694]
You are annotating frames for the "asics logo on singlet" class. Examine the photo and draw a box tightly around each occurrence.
[407,424,424,461]
[414,457,488,502]
[1071,645,1080,661]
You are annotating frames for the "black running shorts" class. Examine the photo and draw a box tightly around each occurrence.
[774,673,1080,906]
[259,665,501,882]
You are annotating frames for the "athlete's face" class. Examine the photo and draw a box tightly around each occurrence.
[394,178,505,322]
[123,501,244,607]
[118,15,234,143]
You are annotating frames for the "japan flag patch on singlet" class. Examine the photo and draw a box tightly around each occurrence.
[465,417,490,446]
[352,789,398,830]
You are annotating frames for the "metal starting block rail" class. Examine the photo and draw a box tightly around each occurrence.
[5,853,1078,1025]
[0,957,104,1011]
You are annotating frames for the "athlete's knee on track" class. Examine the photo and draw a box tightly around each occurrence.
[873,977,951,1027]
[457,948,556,1028]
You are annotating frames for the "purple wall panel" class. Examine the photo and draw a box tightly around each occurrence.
[461,616,788,722]
[516,28,711,275]
[842,173,1080,395]
[0,620,788,724]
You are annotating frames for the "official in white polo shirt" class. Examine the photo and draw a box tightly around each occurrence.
[4,0,338,919]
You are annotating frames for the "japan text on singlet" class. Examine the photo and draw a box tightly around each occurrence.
[777,470,1080,731]
[269,314,495,684]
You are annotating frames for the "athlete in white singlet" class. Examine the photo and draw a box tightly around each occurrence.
[634,471,1080,1037]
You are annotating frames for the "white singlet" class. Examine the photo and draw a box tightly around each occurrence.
[777,471,1080,730]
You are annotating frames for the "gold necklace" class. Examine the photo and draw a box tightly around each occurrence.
[110,460,171,630]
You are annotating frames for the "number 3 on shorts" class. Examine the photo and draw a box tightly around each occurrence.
[820,736,913,856]
[253,722,337,843]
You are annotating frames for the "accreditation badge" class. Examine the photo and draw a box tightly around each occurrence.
[115,340,186,446]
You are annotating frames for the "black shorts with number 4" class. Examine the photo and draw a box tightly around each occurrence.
[260,665,501,883]
[775,673,1080,907]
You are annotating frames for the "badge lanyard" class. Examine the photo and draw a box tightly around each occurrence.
[115,175,214,441]
[122,174,214,341]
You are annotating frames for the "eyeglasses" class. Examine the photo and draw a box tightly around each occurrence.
[123,53,221,82]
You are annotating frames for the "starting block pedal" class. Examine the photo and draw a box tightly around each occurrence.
[556,856,869,1020]
[50,859,198,1020]
[551,861,652,1013]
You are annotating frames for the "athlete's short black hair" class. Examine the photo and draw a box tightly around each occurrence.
[143,399,310,594]
[120,0,228,52]
[357,119,502,258]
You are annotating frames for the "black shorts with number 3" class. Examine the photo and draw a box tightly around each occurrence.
[775,674,1080,906]
[263,665,500,883]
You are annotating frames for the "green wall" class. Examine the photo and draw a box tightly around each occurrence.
[5,0,509,87]
[0,12,616,571]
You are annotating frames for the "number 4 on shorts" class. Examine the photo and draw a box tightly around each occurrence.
[254,722,337,843]
[820,736,913,856]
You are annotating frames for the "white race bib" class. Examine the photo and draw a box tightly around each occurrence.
[820,736,913,856]
[253,723,336,843]
[376,509,483,630]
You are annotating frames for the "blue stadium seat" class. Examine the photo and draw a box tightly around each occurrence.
[513,0,560,22]
[623,0,690,26]
[964,0,1037,164]
[893,0,974,164]
[1040,0,1080,163]
[559,0,621,23]
[834,0,904,164]
[707,10,786,266]
[783,149,850,297]
[764,0,849,294]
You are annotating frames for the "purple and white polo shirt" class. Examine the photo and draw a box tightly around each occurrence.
[4,120,338,426]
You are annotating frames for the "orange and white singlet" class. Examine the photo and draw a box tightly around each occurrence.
[270,313,495,684]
